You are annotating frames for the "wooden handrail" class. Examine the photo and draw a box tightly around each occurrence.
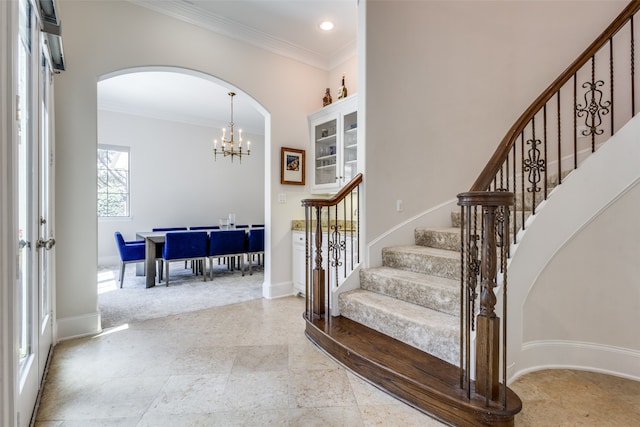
[301,173,363,207]
[471,0,640,192]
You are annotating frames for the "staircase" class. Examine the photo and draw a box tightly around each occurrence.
[304,203,522,426]
[339,226,461,366]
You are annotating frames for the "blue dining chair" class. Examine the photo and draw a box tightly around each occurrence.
[246,228,264,275]
[158,231,208,286]
[153,227,188,268]
[190,226,220,230]
[208,229,247,279]
[114,232,145,288]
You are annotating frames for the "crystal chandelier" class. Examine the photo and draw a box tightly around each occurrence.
[213,92,250,162]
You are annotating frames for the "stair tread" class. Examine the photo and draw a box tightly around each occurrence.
[384,245,459,259]
[341,289,459,330]
[365,265,459,290]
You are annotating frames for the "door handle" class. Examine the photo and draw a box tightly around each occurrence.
[36,238,56,250]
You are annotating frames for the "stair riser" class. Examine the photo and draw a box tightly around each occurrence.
[382,250,460,280]
[360,269,459,316]
[339,293,459,365]
[450,210,526,231]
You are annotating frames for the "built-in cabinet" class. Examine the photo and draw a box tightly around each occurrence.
[292,229,358,296]
[308,95,358,193]
[292,231,306,295]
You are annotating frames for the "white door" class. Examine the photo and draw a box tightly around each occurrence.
[15,1,55,424]
[36,41,55,381]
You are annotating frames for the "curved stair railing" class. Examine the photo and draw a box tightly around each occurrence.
[301,173,362,320]
[458,0,640,408]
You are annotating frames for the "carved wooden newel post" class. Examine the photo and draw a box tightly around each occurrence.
[312,206,325,318]
[476,203,500,401]
[458,191,514,405]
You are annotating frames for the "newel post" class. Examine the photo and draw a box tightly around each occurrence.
[311,206,325,318]
[458,191,514,404]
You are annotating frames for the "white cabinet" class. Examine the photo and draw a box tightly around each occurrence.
[292,231,306,295]
[308,95,358,193]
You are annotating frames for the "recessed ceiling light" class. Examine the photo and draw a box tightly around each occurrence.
[319,20,335,31]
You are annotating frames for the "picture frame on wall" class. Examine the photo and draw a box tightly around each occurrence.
[281,147,305,185]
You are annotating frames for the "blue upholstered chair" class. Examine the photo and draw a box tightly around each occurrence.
[208,229,247,279]
[190,226,220,230]
[153,227,188,268]
[246,228,265,275]
[159,231,208,286]
[114,232,145,288]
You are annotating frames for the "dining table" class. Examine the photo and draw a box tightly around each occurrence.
[135,231,167,288]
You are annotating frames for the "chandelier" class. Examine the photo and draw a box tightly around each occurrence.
[213,92,250,162]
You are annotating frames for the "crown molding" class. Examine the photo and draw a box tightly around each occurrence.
[130,0,354,71]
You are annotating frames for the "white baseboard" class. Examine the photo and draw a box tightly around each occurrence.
[56,311,102,341]
[510,339,640,383]
[263,280,294,299]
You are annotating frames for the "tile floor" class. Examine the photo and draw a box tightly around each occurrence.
[35,296,640,426]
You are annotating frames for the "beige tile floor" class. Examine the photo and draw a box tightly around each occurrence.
[35,296,640,426]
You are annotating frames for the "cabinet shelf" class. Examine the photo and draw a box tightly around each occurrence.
[345,143,357,150]
[316,134,336,143]
[345,127,357,134]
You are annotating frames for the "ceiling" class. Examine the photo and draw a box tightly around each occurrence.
[98,1,358,134]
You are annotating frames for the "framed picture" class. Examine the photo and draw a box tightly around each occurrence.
[281,147,305,185]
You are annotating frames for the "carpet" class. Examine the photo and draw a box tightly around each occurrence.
[98,262,264,329]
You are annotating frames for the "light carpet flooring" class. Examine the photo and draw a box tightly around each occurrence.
[34,267,640,426]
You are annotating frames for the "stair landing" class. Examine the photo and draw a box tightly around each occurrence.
[305,315,522,427]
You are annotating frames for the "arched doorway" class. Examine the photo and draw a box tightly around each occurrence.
[96,66,270,327]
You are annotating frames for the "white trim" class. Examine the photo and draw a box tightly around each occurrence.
[511,340,640,383]
[55,312,102,340]
[263,280,293,299]
[0,1,17,424]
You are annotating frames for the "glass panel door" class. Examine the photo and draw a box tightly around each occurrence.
[17,1,40,424]
[314,118,337,186]
[342,111,358,182]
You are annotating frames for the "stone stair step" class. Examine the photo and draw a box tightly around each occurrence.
[382,245,460,280]
[360,266,459,316]
[414,227,460,251]
[338,289,460,365]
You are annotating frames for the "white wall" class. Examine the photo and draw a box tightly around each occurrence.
[97,110,265,265]
[54,0,335,338]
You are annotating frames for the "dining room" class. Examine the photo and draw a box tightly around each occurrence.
[96,70,266,300]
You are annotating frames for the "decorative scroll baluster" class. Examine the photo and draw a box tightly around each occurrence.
[576,56,612,148]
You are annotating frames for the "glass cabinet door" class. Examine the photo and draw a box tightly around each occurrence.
[314,118,337,186]
[342,111,357,182]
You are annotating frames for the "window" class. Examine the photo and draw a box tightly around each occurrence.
[98,145,130,217]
